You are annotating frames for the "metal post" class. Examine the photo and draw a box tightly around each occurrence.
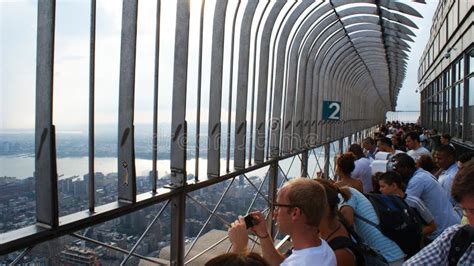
[117,0,138,203]
[170,0,189,187]
[255,0,285,163]
[301,151,308,177]
[267,162,278,236]
[170,193,186,266]
[194,0,205,180]
[225,1,241,172]
[152,0,161,194]
[234,0,259,170]
[207,0,229,178]
[169,1,189,264]
[338,138,344,154]
[35,0,59,228]
[88,0,96,213]
[323,143,330,179]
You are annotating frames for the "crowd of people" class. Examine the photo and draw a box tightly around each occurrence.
[205,122,473,266]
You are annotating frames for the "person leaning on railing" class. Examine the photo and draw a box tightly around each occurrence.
[226,178,337,266]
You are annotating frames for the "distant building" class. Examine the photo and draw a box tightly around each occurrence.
[59,246,99,266]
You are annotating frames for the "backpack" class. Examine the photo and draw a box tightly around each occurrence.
[448,225,474,266]
[355,193,423,258]
[328,236,365,266]
[337,212,387,265]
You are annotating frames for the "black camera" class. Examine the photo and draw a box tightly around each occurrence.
[244,214,256,229]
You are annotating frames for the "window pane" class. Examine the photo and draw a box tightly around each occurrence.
[469,77,474,142]
[470,50,474,74]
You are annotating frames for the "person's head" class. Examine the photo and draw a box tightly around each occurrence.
[336,152,356,176]
[348,144,364,159]
[434,145,456,170]
[378,171,404,196]
[392,153,416,182]
[274,178,327,233]
[377,137,393,152]
[206,252,269,266]
[416,154,436,173]
[313,179,340,219]
[440,133,451,145]
[362,137,375,151]
[404,132,420,150]
[458,152,474,170]
[391,135,401,146]
[451,161,474,226]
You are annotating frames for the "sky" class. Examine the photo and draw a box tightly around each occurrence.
[0,0,439,132]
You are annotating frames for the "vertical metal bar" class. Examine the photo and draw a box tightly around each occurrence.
[249,1,271,166]
[301,150,308,177]
[450,66,455,135]
[234,0,259,170]
[255,0,287,164]
[284,2,324,153]
[35,0,58,228]
[338,138,343,154]
[194,0,205,181]
[270,0,312,158]
[120,200,170,265]
[323,143,330,179]
[118,0,138,203]
[170,1,190,264]
[170,193,186,266]
[462,53,469,141]
[207,0,229,178]
[88,0,96,213]
[299,7,335,149]
[266,1,297,160]
[152,0,161,193]
[170,0,190,187]
[267,161,278,237]
[226,0,242,173]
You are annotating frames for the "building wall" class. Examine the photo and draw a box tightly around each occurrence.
[418,0,473,145]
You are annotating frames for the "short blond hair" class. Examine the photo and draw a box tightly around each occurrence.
[285,178,328,227]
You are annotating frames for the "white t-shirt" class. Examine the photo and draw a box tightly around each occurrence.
[407,146,431,160]
[281,240,336,266]
[351,157,373,193]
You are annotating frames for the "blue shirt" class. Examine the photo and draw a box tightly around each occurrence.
[404,195,434,225]
[438,163,459,205]
[404,224,474,265]
[339,188,405,262]
[405,168,461,240]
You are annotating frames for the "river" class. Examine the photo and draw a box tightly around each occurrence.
[0,155,322,180]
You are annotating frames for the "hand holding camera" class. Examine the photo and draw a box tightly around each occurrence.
[228,217,249,253]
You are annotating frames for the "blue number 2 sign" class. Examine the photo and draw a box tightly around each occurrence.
[323,101,341,121]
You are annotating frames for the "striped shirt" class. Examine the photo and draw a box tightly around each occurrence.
[339,188,405,262]
[404,195,434,224]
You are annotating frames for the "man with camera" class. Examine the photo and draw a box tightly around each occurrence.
[228,178,336,265]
